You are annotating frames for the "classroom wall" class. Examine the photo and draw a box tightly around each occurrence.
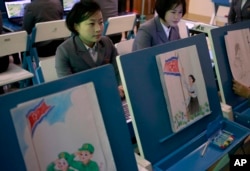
[188,0,214,17]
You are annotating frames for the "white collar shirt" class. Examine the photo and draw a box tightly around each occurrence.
[85,43,98,62]
[161,22,172,40]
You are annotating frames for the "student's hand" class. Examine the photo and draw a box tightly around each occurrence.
[118,85,125,99]
[232,80,250,98]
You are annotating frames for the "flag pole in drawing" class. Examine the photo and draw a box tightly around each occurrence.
[164,52,189,122]
[26,99,53,137]
[25,99,53,171]
[177,53,189,120]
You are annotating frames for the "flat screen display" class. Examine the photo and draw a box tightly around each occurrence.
[4,0,30,18]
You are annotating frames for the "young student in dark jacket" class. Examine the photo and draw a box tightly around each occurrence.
[132,0,186,51]
[22,0,64,57]
[228,0,250,24]
[55,1,124,98]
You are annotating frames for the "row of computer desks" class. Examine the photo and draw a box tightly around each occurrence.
[1,11,250,170]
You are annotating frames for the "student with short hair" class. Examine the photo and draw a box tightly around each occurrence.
[132,0,186,51]
[22,0,64,57]
[55,1,124,97]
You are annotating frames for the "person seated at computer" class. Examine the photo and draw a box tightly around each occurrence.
[22,0,64,57]
[93,0,122,44]
[228,0,250,25]
[132,0,186,51]
[94,0,133,44]
[55,1,124,98]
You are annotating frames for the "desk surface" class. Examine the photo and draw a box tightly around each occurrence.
[0,63,33,86]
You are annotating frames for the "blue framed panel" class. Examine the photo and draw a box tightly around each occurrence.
[0,65,138,171]
[117,33,250,170]
[209,20,250,128]
[209,20,250,107]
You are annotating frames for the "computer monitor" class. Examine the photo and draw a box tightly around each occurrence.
[4,0,30,19]
[62,0,79,13]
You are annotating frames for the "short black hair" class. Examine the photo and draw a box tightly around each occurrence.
[189,74,196,83]
[66,1,101,35]
[155,0,186,21]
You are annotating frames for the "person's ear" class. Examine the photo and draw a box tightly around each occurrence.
[74,23,79,33]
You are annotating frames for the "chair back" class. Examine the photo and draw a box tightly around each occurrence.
[0,31,33,86]
[103,14,137,39]
[31,19,71,43]
[39,57,57,83]
[115,39,134,56]
[0,31,28,57]
[28,19,71,84]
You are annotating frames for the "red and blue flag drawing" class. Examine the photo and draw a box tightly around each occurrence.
[164,56,180,76]
[26,99,53,137]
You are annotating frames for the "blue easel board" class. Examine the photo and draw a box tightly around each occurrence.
[117,33,250,170]
[0,65,138,171]
[209,20,250,108]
